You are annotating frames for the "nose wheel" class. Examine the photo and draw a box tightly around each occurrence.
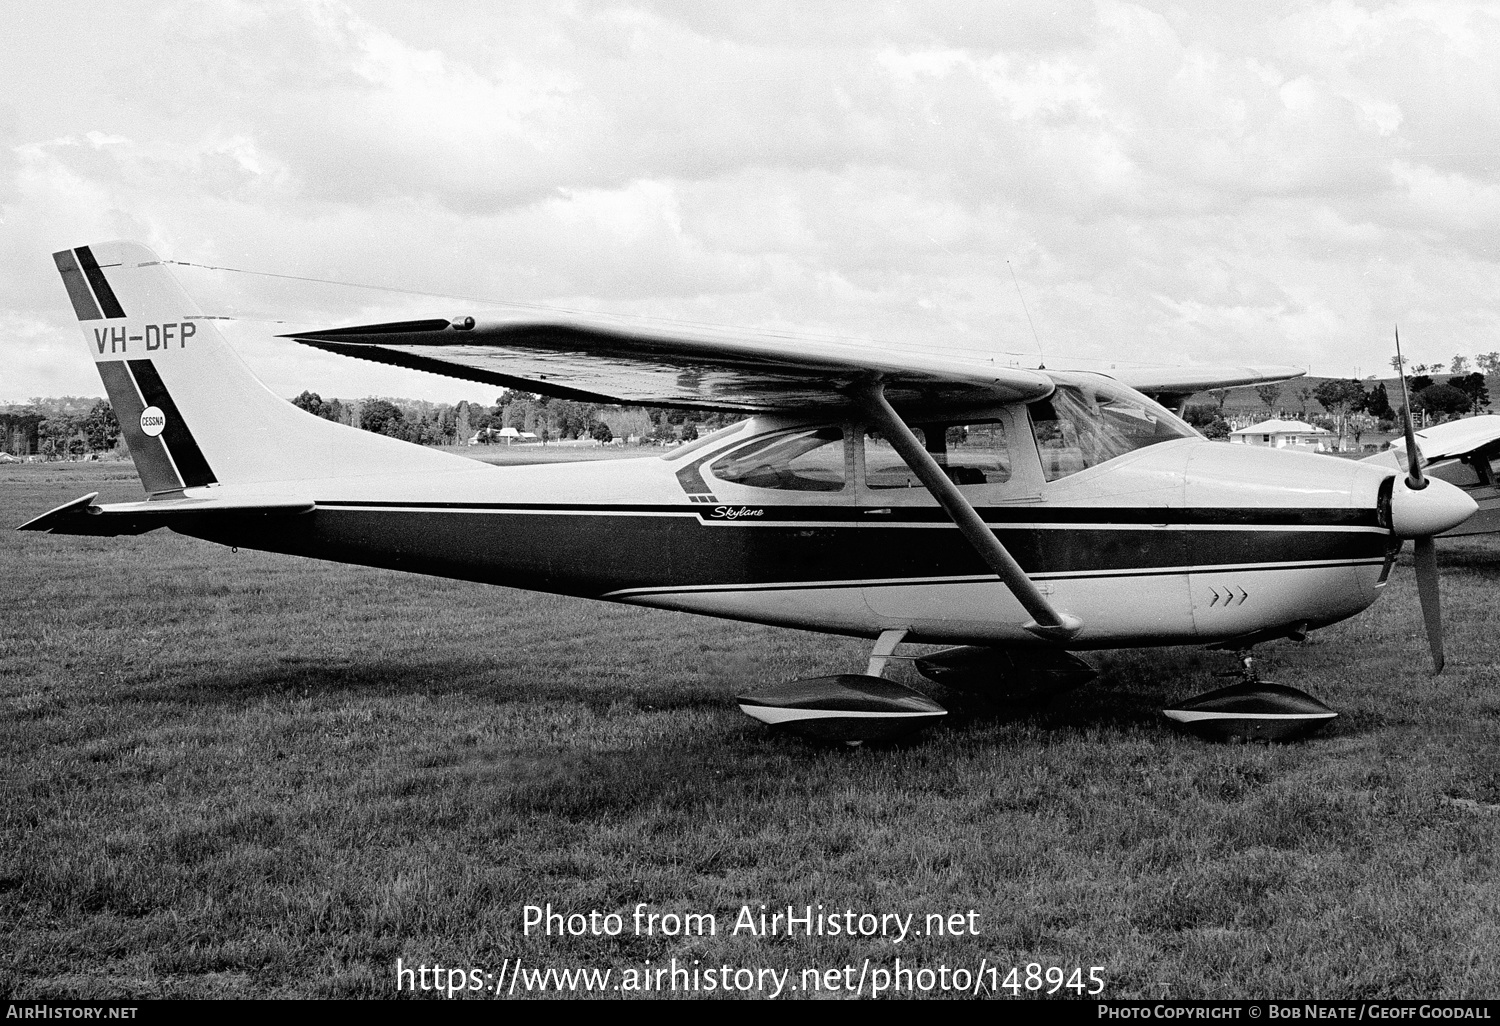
[1161,647,1338,742]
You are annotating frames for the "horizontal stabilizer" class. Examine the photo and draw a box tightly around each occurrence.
[18,492,314,536]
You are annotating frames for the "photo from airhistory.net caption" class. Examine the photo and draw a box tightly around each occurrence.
[394,900,1055,998]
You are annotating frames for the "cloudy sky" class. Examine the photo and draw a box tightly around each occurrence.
[4,0,1500,404]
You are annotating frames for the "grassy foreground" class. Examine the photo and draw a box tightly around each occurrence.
[3,463,1499,1000]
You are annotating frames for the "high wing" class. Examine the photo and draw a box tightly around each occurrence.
[1108,365,1306,410]
[282,314,1055,414]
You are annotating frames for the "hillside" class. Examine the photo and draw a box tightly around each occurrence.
[1181,372,1499,424]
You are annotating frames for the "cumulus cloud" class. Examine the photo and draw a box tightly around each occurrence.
[4,0,1500,403]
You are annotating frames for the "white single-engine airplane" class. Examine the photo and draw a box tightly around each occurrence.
[21,242,1479,742]
[1362,415,1500,538]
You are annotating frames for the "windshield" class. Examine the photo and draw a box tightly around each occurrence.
[1030,375,1197,481]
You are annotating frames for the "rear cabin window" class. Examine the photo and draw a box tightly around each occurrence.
[865,421,1011,489]
[660,420,751,461]
[1029,378,1197,482]
[708,426,846,491]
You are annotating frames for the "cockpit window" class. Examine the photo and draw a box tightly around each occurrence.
[709,426,846,491]
[1030,376,1197,481]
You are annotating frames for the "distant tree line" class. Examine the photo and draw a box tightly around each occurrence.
[1185,370,1492,448]
[3,388,739,458]
[1300,374,1491,427]
[14,365,1490,461]
[289,390,738,447]
[0,397,119,457]
[1391,352,1500,378]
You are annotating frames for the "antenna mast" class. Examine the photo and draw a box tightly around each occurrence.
[1007,260,1046,370]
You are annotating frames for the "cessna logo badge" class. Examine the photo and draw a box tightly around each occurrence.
[139,406,166,437]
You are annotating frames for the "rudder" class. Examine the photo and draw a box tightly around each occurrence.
[53,240,462,495]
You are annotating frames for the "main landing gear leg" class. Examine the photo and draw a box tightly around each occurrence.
[838,628,918,746]
[866,628,910,678]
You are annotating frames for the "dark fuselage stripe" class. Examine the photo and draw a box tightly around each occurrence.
[179,506,1390,601]
[313,499,1384,529]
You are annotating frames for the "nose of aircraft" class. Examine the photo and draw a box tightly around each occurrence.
[1388,476,1478,538]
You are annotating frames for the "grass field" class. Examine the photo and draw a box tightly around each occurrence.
[3,462,1499,1000]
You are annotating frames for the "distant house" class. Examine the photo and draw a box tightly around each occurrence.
[468,426,539,445]
[1228,418,1332,451]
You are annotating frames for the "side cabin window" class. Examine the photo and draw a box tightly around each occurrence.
[709,426,846,491]
[1029,378,1197,482]
[865,421,1011,489]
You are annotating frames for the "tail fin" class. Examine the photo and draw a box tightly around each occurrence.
[53,241,459,495]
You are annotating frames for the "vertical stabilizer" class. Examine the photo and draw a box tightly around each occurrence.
[53,241,463,495]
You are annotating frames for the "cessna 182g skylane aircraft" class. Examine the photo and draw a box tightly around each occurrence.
[22,241,1479,742]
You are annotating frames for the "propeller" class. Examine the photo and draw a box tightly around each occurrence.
[1387,326,1474,672]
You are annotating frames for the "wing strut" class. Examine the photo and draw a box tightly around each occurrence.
[853,381,1083,642]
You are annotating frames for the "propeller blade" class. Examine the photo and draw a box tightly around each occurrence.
[1390,327,1457,674]
[1394,325,1426,489]
[1413,535,1444,673]
[1402,408,1425,489]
